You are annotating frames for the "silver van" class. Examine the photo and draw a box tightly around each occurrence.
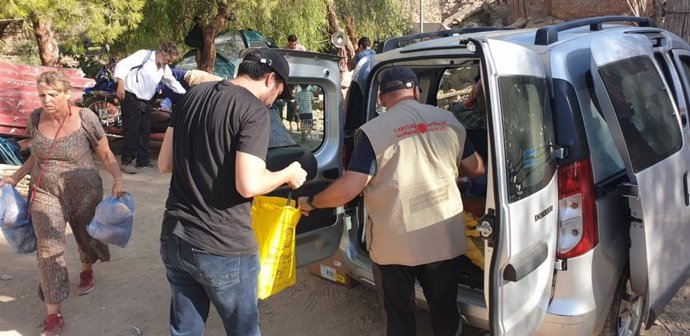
[266,15,690,336]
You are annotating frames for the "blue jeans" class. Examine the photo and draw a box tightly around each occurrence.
[160,235,261,336]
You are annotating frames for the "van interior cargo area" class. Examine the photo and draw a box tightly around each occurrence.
[353,63,490,290]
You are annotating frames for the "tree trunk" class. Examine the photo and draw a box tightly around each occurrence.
[341,13,358,59]
[0,21,12,40]
[325,1,339,34]
[197,5,228,73]
[650,0,664,24]
[326,1,355,70]
[29,13,59,67]
[506,0,529,23]
[663,0,690,43]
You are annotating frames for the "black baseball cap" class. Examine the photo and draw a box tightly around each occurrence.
[378,67,419,94]
[242,48,292,99]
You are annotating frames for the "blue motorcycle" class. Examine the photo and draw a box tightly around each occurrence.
[80,55,122,129]
[78,47,174,140]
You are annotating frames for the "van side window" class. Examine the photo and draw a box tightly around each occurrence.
[499,76,555,202]
[583,73,626,180]
[598,56,682,173]
[271,84,325,151]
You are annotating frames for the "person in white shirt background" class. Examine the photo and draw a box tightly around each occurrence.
[113,42,186,174]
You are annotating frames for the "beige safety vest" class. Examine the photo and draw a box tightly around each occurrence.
[360,100,468,266]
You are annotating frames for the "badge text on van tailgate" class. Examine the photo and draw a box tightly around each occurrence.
[534,205,553,222]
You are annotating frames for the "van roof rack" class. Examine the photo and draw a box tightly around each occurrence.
[378,27,512,53]
[535,16,657,46]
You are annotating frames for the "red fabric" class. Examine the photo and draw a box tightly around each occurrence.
[0,61,95,138]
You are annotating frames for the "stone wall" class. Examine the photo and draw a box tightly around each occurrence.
[433,0,633,27]
[403,0,446,26]
[551,0,632,21]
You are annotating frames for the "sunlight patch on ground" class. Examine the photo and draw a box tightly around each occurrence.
[0,295,15,303]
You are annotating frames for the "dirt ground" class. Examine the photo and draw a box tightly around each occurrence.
[0,142,688,336]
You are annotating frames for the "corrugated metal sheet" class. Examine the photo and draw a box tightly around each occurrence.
[0,61,94,138]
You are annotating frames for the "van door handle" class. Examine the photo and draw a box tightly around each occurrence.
[503,242,548,282]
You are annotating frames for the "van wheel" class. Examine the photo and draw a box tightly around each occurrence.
[600,270,645,336]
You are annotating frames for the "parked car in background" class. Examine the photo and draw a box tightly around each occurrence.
[176,28,275,79]
[267,16,690,336]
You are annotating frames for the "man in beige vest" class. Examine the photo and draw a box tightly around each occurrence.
[298,67,484,336]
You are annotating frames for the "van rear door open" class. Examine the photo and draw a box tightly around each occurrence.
[590,33,690,324]
[478,38,559,335]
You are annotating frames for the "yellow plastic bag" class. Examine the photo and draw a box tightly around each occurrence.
[251,195,301,299]
[464,212,485,270]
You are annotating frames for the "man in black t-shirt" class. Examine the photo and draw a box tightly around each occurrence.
[157,48,307,336]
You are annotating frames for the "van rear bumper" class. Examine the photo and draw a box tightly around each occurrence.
[537,245,622,335]
[537,251,599,335]
[539,309,597,335]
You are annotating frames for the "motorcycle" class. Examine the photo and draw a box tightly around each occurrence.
[78,46,172,141]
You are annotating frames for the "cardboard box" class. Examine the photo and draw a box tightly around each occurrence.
[309,251,359,288]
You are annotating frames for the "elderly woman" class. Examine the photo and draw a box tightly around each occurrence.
[1,71,125,336]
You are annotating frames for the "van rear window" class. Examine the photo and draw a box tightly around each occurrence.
[499,76,556,202]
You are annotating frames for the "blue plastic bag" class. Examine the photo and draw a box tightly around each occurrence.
[87,193,135,248]
[0,184,37,254]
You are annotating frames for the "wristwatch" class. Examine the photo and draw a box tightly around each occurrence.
[306,195,319,209]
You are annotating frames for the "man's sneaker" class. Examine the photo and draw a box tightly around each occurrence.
[40,314,64,336]
[77,270,95,295]
[136,161,155,168]
[122,163,137,174]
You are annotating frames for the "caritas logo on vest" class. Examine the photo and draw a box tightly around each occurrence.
[394,121,448,138]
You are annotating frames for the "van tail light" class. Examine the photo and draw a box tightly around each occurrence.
[556,157,598,259]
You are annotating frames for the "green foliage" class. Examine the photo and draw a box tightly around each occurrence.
[115,0,412,57]
[10,40,41,64]
[335,0,414,46]
[236,0,329,51]
[241,0,412,52]
[1,0,413,67]
[110,0,187,56]
[0,0,145,61]
[72,53,107,78]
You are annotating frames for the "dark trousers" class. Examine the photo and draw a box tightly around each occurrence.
[372,256,461,336]
[121,91,151,166]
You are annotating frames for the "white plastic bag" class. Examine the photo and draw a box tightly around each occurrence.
[87,193,135,248]
[0,184,36,254]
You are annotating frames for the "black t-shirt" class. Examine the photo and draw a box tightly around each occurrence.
[162,81,270,256]
[347,132,476,175]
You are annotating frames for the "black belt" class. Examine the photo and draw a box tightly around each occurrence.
[125,90,155,103]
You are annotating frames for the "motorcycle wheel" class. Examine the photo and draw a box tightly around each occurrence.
[82,95,121,128]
